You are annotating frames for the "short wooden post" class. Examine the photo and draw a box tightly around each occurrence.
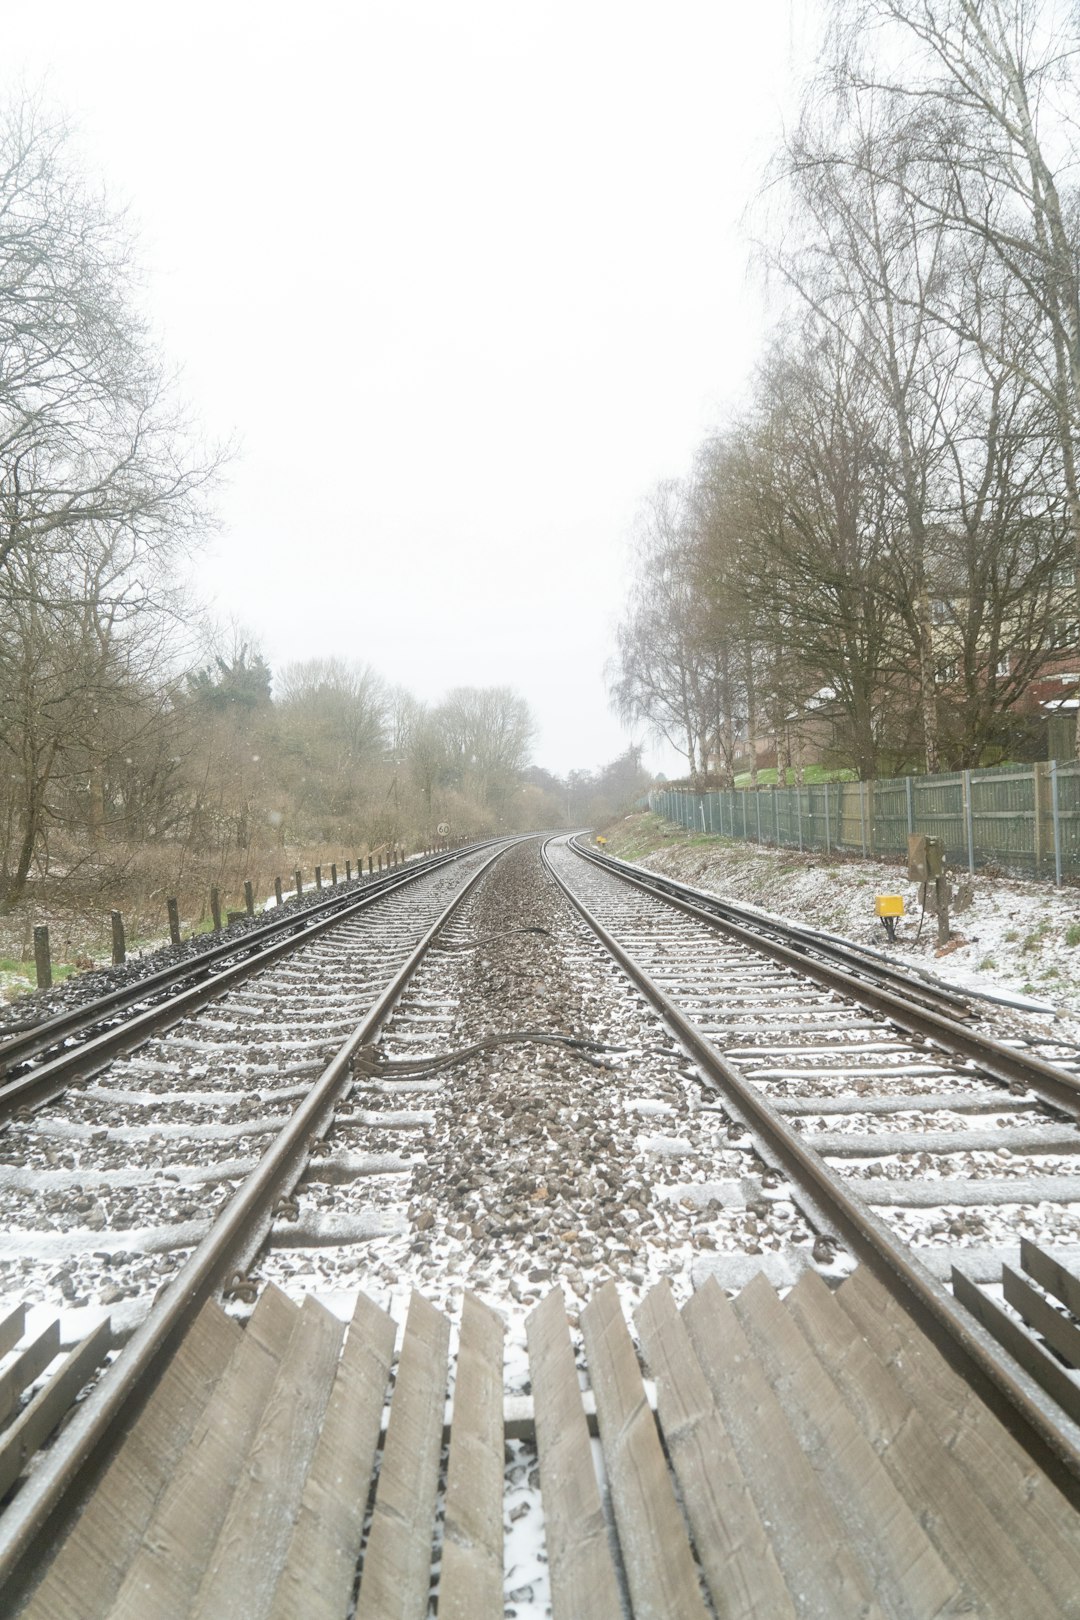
[111,911,126,966]
[33,925,52,990]
[167,897,181,946]
[368,856,373,875]
[210,886,222,932]
[244,880,255,917]
[274,876,283,907]
[935,872,950,946]
[330,862,337,886]
[315,865,322,891]
[346,860,352,882]
[295,869,303,898]
[378,854,383,872]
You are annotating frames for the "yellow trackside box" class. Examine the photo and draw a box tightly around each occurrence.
[875,895,905,917]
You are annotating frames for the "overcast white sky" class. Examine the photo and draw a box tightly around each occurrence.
[8,1,819,778]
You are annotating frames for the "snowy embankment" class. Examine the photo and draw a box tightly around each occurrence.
[605,814,1080,1038]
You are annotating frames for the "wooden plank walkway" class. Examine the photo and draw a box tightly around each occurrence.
[9,1264,1080,1618]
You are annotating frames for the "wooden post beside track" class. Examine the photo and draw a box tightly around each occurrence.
[274,877,283,908]
[167,898,181,947]
[210,888,222,933]
[346,861,352,882]
[111,912,126,966]
[33,926,52,990]
[295,870,303,899]
[331,863,337,886]
[315,866,322,891]
[244,881,255,918]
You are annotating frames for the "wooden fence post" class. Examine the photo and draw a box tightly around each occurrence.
[315,865,322,891]
[33,925,52,990]
[167,898,181,946]
[346,860,352,882]
[368,856,374,875]
[244,880,255,917]
[111,911,126,966]
[295,869,303,898]
[331,862,337,886]
[274,876,283,907]
[210,887,222,932]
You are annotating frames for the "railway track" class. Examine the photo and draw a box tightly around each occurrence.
[0,844,502,1110]
[2,831,1080,1607]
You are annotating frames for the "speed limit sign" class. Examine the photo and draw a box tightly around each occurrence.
[437,822,450,836]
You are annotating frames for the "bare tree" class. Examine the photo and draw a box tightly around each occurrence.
[436,686,535,814]
[819,0,1080,750]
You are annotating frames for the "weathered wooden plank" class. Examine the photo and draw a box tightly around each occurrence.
[733,1272,958,1620]
[580,1278,709,1620]
[107,1283,300,1620]
[0,1319,59,1426]
[1004,1263,1080,1368]
[837,1265,1080,1613]
[439,1291,505,1620]
[190,1294,345,1620]
[0,1301,26,1360]
[634,1279,794,1620]
[525,1288,621,1620]
[953,1266,1080,1426]
[1022,1238,1080,1319]
[0,1318,111,1500]
[683,1276,887,1619]
[355,1290,450,1620]
[786,1269,1064,1617]
[267,1290,396,1620]
[22,1302,240,1620]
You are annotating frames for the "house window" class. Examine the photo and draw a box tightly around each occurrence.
[995,655,1010,677]
[1052,620,1080,647]
[934,658,957,684]
[930,598,951,623]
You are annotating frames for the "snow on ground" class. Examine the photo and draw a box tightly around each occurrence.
[605,813,1080,1042]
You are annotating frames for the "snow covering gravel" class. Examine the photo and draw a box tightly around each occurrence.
[260,838,824,1617]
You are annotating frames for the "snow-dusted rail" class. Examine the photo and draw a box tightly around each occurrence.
[549,834,1080,1484]
[0,839,515,1590]
[0,843,506,1113]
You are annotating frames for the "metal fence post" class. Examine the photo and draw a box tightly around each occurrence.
[962,770,976,875]
[905,776,914,837]
[1051,761,1063,886]
[774,787,780,845]
[860,782,867,857]
[824,784,831,853]
[796,785,803,851]
[755,792,762,844]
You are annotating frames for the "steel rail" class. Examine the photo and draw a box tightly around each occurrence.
[0,838,511,1594]
[0,843,498,1082]
[569,838,1080,1122]
[572,836,975,1017]
[0,843,498,1117]
[543,836,1080,1501]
